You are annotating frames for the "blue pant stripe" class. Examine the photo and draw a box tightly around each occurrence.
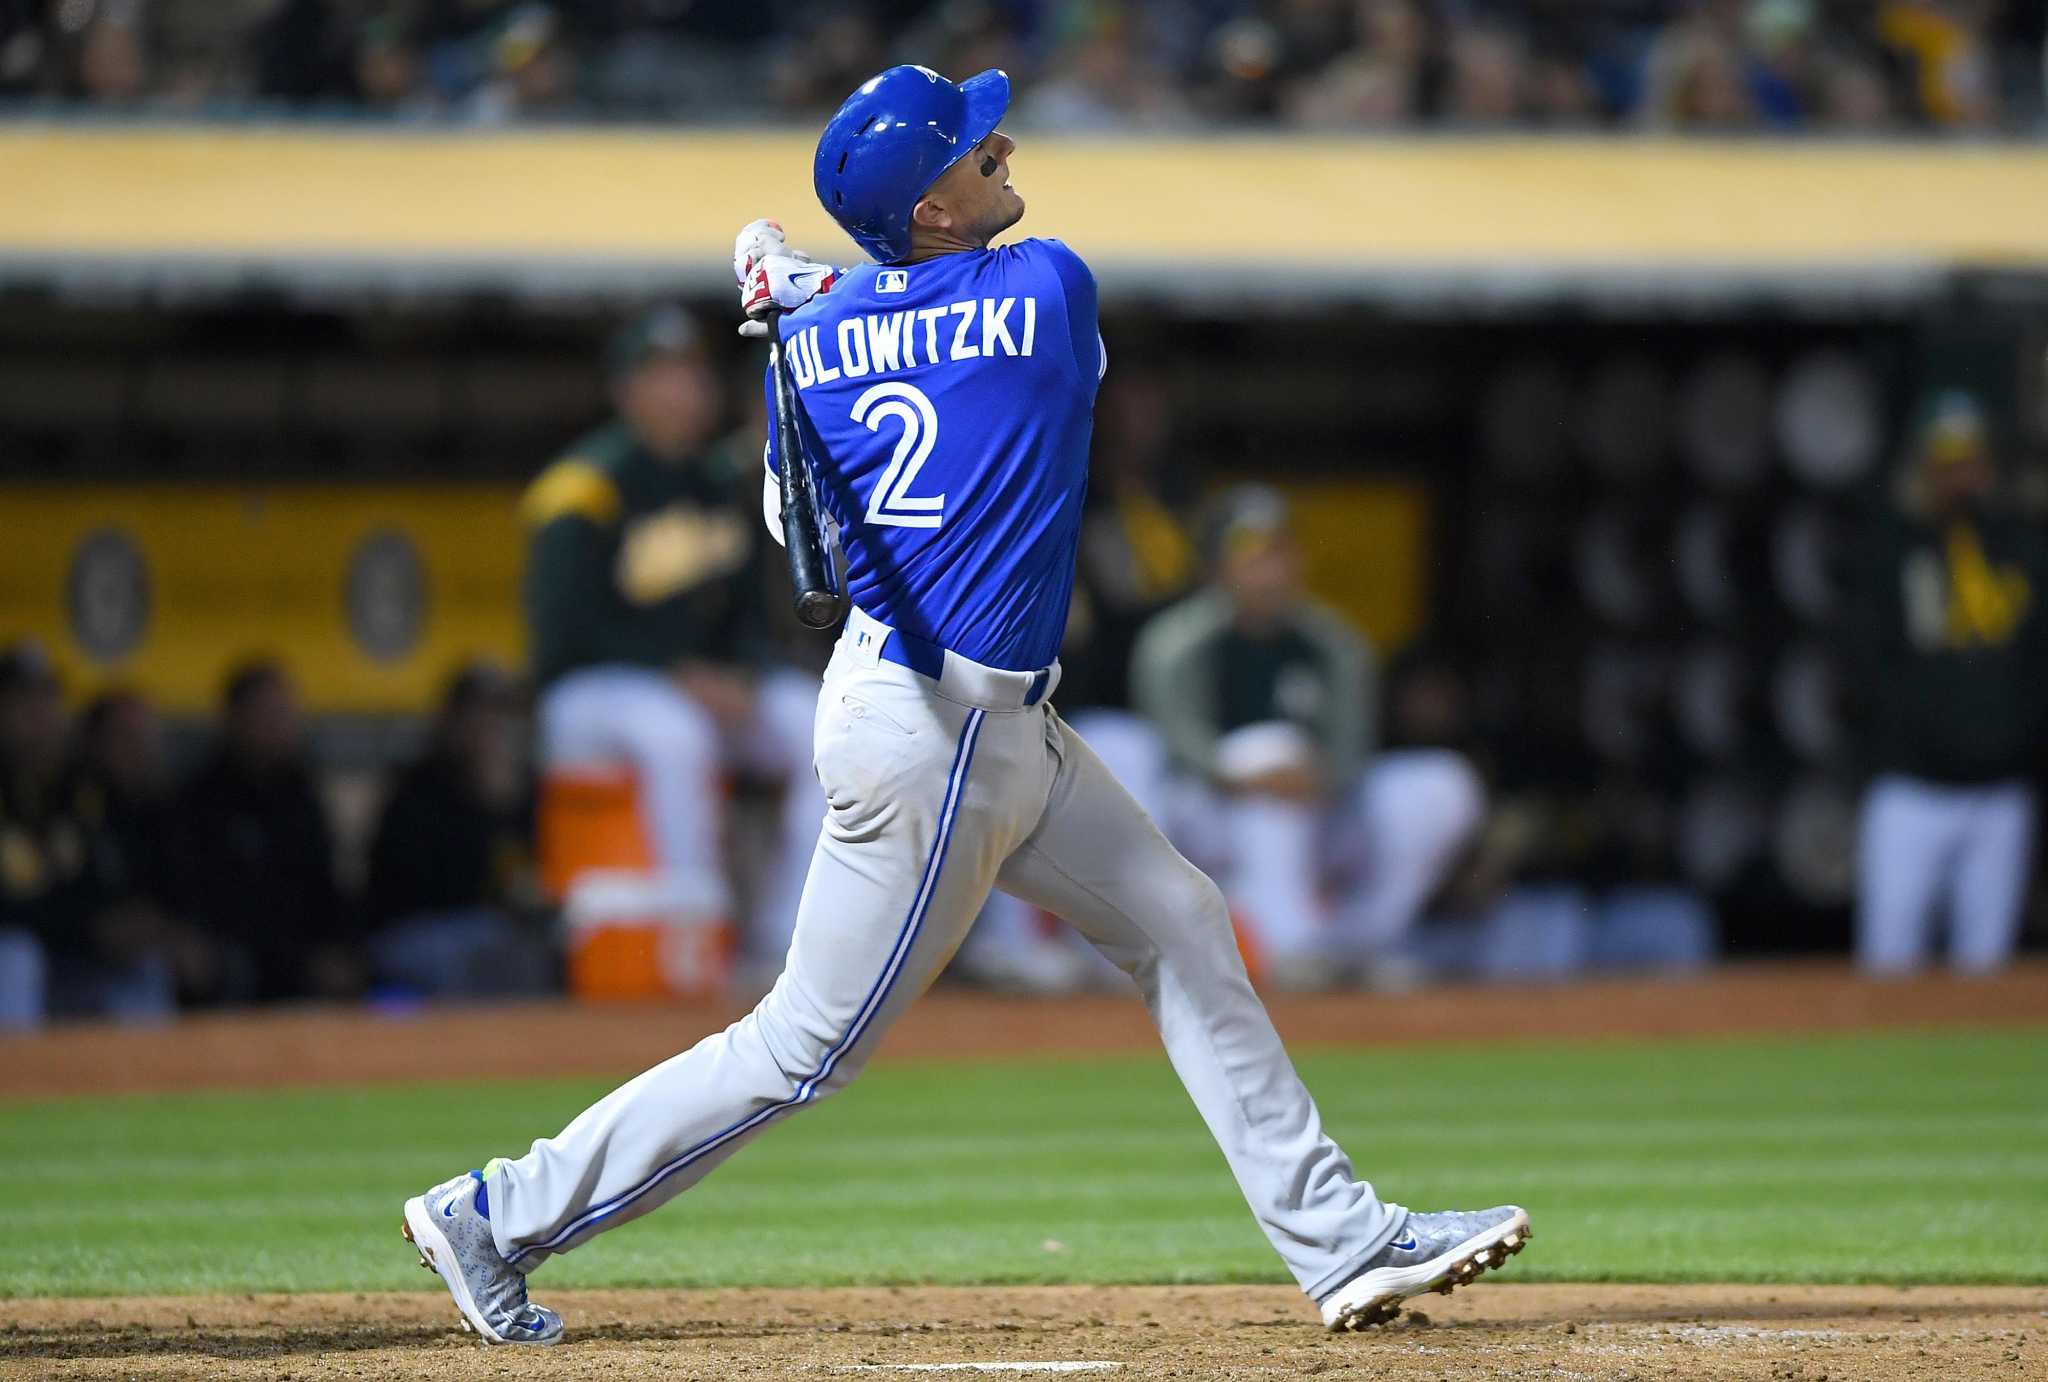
[507,707,986,1266]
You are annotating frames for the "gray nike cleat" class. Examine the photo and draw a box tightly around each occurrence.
[401,1165,564,1345]
[1320,1205,1532,1332]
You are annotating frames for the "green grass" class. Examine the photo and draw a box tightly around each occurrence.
[1,1028,2042,1297]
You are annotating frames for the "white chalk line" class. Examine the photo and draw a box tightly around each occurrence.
[831,1365,1123,1375]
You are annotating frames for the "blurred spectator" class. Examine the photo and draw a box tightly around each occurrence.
[1744,0,1819,127]
[151,0,274,107]
[1,0,2040,132]
[1406,646,1716,986]
[173,660,359,1002]
[1846,392,2048,974]
[1280,0,1428,127]
[0,649,188,1027]
[0,643,77,1027]
[1284,48,1420,126]
[1818,49,1901,129]
[522,306,820,970]
[464,3,575,123]
[354,15,429,115]
[71,688,216,1006]
[768,9,888,119]
[1443,22,1529,127]
[1879,0,2001,128]
[365,661,553,998]
[75,4,147,106]
[1131,487,1483,988]
[1641,24,1760,130]
[1016,11,1189,131]
[1059,366,1203,743]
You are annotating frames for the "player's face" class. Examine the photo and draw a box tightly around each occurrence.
[927,130,1024,245]
[621,349,718,458]
[1223,532,1305,621]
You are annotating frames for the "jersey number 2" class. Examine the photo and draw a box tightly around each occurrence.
[851,381,944,529]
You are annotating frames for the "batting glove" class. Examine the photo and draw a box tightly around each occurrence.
[732,217,788,283]
[734,218,837,338]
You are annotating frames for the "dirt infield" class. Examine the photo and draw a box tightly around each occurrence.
[5,1284,2043,1381]
[6,967,2044,1380]
[4,961,2046,1099]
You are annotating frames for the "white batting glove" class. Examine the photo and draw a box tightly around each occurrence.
[732,218,787,284]
[733,219,837,338]
[739,255,838,336]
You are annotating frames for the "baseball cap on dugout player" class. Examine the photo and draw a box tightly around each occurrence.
[604,306,701,380]
[813,65,1012,264]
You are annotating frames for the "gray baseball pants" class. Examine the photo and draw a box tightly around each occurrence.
[487,620,1401,1301]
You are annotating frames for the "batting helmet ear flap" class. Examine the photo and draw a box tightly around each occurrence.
[813,66,1012,263]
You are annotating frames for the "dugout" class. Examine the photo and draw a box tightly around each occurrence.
[3,126,2045,960]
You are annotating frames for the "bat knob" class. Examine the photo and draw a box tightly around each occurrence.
[795,590,848,630]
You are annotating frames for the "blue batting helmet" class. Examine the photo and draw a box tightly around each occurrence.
[813,65,1011,265]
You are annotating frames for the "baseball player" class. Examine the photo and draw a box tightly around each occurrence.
[522,308,822,967]
[401,65,1529,1344]
[1848,392,2048,973]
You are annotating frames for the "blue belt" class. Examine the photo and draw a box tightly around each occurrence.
[878,625,1052,707]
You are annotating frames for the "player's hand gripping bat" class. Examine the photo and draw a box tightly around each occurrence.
[763,308,848,630]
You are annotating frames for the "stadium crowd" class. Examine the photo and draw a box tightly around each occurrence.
[0,0,2041,132]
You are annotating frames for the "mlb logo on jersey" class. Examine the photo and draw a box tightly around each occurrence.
[877,270,909,294]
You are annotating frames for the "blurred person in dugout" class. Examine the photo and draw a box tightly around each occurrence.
[365,661,554,999]
[956,366,1201,990]
[522,306,821,984]
[174,660,360,1002]
[1847,391,2048,975]
[1131,487,1485,988]
[0,646,204,1027]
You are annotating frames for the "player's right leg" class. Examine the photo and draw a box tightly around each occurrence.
[1329,748,1486,959]
[993,713,1528,1330]
[1854,774,1956,975]
[404,646,1053,1342]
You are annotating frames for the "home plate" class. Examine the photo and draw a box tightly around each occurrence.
[834,1365,1122,1375]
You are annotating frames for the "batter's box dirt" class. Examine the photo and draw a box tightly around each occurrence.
[2,1284,2042,1381]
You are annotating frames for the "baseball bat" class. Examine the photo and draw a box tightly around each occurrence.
[764,309,848,630]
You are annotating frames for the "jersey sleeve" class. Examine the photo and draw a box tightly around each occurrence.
[1026,238,1105,385]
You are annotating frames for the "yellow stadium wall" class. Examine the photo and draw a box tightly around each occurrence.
[0,478,1432,714]
[1262,479,1432,655]
[0,485,525,715]
[5,128,2046,271]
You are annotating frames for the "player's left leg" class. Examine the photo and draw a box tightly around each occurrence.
[402,656,1059,1343]
[1947,781,2035,974]
[994,713,1528,1328]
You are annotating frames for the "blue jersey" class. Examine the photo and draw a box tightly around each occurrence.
[766,237,1103,672]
